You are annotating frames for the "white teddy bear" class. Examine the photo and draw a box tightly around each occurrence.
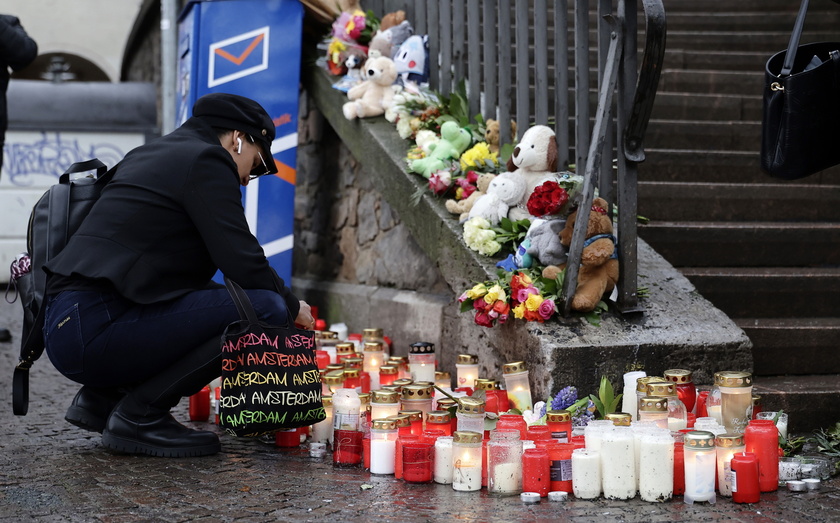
[468,171,527,226]
[343,55,398,120]
[506,125,560,221]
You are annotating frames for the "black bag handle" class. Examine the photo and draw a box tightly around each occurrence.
[58,158,107,184]
[223,277,260,325]
[781,0,810,76]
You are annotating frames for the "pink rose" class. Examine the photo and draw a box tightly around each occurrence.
[515,286,539,303]
[538,298,556,320]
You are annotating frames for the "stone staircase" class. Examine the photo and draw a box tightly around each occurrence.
[637,0,840,430]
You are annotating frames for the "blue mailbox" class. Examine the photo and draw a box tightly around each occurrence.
[177,0,303,285]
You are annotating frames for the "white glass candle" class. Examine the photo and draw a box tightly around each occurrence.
[408,342,436,383]
[622,371,647,420]
[639,431,674,502]
[601,427,636,500]
[363,341,385,390]
[452,431,483,491]
[369,419,398,474]
[311,396,333,444]
[646,381,687,432]
[572,448,601,500]
[638,397,669,430]
[316,331,339,364]
[706,384,723,426]
[434,436,454,484]
[332,388,360,431]
[487,430,523,496]
[631,422,661,490]
[502,362,532,412]
[456,397,486,434]
[684,431,717,504]
[715,434,745,497]
[584,419,614,452]
[455,354,480,389]
[756,411,789,440]
[370,390,401,421]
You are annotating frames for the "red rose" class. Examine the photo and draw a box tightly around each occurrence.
[526,181,569,217]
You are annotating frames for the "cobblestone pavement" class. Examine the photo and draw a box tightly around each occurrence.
[1,299,839,522]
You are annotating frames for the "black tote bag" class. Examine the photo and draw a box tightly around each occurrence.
[761,0,840,180]
[219,277,325,437]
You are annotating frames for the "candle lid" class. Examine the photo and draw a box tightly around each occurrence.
[715,433,745,447]
[435,371,451,380]
[409,342,435,354]
[684,430,716,450]
[502,361,527,374]
[427,410,451,423]
[437,398,458,408]
[371,419,397,430]
[323,371,344,385]
[321,395,332,407]
[663,369,693,383]
[457,397,486,414]
[639,396,668,412]
[381,385,401,392]
[392,378,414,388]
[343,368,360,379]
[715,371,753,388]
[358,393,370,405]
[363,341,384,352]
[388,355,408,364]
[379,365,398,375]
[636,376,666,393]
[606,413,633,426]
[646,381,677,397]
[371,390,399,403]
[326,363,344,372]
[363,328,384,338]
[401,384,433,399]
[317,330,339,340]
[344,357,364,368]
[453,431,482,444]
[398,410,423,422]
[474,379,499,390]
[457,354,479,365]
[547,409,571,423]
[336,343,356,355]
[387,414,411,427]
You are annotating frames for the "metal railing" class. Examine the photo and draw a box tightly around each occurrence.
[366,0,666,315]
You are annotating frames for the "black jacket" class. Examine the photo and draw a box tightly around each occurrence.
[0,15,38,138]
[45,117,300,319]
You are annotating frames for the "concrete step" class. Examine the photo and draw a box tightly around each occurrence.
[645,120,761,155]
[651,92,762,122]
[663,30,839,54]
[664,11,840,32]
[658,69,764,96]
[664,49,772,72]
[754,374,840,432]
[680,267,840,318]
[639,221,840,268]
[737,318,840,376]
[638,181,840,222]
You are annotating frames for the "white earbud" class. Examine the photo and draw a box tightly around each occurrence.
[236,137,242,154]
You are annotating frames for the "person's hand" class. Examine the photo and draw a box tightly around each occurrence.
[294,300,315,330]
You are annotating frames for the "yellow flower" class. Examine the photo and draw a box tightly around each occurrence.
[512,303,526,319]
[525,293,545,312]
[466,283,488,300]
[484,284,507,305]
[459,142,499,171]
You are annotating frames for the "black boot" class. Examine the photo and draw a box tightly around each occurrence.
[102,399,220,458]
[65,386,125,433]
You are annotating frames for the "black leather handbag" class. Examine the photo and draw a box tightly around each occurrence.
[761,0,840,180]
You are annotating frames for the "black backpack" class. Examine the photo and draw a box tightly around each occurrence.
[10,159,116,415]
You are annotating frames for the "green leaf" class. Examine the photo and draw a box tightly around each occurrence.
[459,298,475,313]
[409,185,425,207]
[589,394,606,420]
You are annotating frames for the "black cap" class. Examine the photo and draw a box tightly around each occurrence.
[193,93,278,176]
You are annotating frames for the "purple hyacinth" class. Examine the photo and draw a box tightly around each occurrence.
[573,400,596,428]
[551,386,578,411]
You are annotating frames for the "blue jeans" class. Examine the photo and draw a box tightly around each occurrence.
[44,288,291,393]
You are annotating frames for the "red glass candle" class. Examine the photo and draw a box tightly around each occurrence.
[497,390,510,412]
[390,414,412,437]
[315,350,330,370]
[275,428,299,447]
[730,452,761,503]
[427,411,453,437]
[379,366,398,387]
[752,396,763,419]
[482,437,489,487]
[570,435,586,448]
[363,434,371,470]
[547,442,575,493]
[402,442,434,483]
[214,386,221,424]
[189,385,211,421]
[399,410,424,436]
[695,390,709,417]
[687,412,696,428]
[484,390,500,414]
[496,414,526,439]
[360,371,371,394]
[546,410,572,442]
[526,425,552,442]
[343,369,361,390]
[673,441,685,495]
[422,429,446,444]
[395,434,419,480]
[744,419,779,492]
[522,448,550,497]
[664,369,696,413]
[333,429,363,466]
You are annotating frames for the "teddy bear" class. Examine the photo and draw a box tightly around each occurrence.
[380,10,407,30]
[445,172,497,221]
[369,20,414,60]
[542,197,619,312]
[409,121,472,178]
[343,55,398,120]
[505,125,559,222]
[526,218,568,267]
[484,119,517,155]
[468,171,527,226]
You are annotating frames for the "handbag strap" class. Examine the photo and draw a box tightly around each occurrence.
[223,277,260,324]
[781,0,811,76]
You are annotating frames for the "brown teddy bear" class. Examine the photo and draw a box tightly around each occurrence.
[542,197,619,312]
[380,10,406,30]
[484,119,517,155]
[343,55,398,120]
[445,172,497,221]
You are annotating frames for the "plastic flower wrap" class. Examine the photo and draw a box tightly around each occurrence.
[324,10,379,75]
[463,217,502,256]
[428,169,452,196]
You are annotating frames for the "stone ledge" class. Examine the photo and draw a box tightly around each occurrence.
[302,59,752,396]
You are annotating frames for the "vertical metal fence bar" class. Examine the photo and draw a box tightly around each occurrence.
[483,0,498,121]
[369,0,383,17]
[440,1,453,96]
[574,0,590,172]
[498,0,514,145]
[554,0,570,169]
[468,0,482,119]
[534,0,549,125]
[453,0,466,88]
[427,2,440,91]
[598,0,615,207]
[414,1,426,34]
[515,1,531,132]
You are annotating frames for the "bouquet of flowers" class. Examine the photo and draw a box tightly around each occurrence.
[526,180,569,218]
[458,268,560,328]
[324,10,380,75]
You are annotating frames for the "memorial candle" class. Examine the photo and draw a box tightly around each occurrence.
[522,447,550,497]
[370,390,401,421]
[547,410,572,442]
[730,452,761,503]
[456,398,486,435]
[601,427,636,500]
[716,371,753,434]
[362,341,385,390]
[311,395,333,444]
[715,433,745,497]
[379,365,398,387]
[393,434,418,480]
[621,371,647,420]
[664,369,697,413]
[572,448,601,500]
[744,419,779,492]
[455,354,480,389]
[369,419,398,475]
[487,430,523,496]
[408,342,436,383]
[434,436,454,484]
[452,431,483,492]
[502,361,533,412]
[427,410,454,437]
[684,431,717,504]
[402,441,434,483]
[639,431,674,502]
